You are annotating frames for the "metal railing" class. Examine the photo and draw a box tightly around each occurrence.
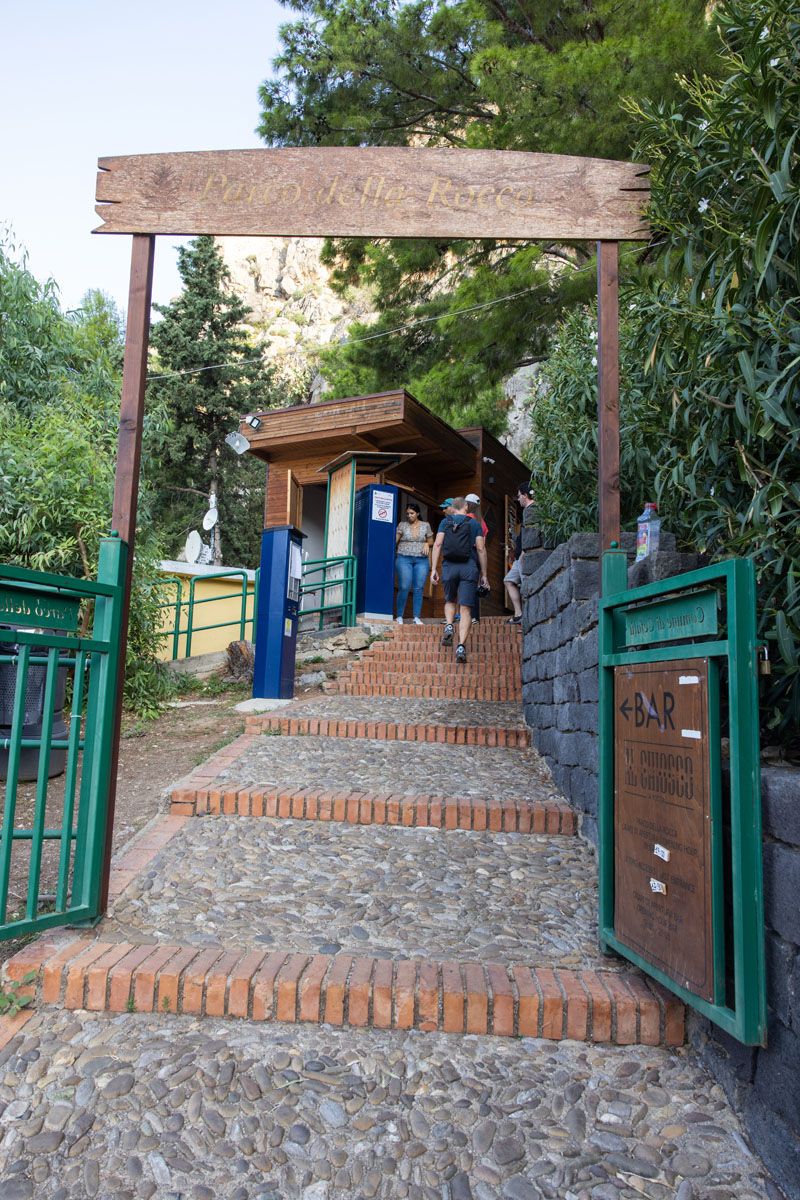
[160,570,256,660]
[0,537,126,939]
[300,556,357,629]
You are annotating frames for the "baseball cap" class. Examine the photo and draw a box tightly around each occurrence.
[465,493,480,503]
[440,498,455,508]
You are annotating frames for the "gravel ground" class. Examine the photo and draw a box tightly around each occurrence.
[0,1010,774,1200]
[267,699,527,729]
[215,738,557,802]
[99,818,602,966]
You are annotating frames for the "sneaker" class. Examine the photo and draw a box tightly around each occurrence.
[441,623,454,647]
[413,617,423,625]
[455,643,467,664]
[506,614,522,625]
[396,616,403,624]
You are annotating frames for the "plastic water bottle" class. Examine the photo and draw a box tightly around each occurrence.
[636,502,661,560]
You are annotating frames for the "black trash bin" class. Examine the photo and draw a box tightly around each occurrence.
[0,631,68,782]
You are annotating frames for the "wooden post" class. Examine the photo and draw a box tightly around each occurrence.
[99,234,155,910]
[597,240,620,584]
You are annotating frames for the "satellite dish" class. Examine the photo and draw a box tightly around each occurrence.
[184,530,202,564]
[202,509,218,531]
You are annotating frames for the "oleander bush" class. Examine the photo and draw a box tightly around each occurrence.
[530,0,800,741]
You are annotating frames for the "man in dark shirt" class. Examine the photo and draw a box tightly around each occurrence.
[430,497,489,663]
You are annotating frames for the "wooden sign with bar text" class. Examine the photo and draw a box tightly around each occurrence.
[614,658,716,1001]
[95,148,649,241]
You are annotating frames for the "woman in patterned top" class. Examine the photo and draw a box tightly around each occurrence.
[394,503,434,624]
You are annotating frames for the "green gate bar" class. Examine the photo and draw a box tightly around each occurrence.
[598,552,766,1045]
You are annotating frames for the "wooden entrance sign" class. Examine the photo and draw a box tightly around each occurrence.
[95,148,649,242]
[613,658,716,1001]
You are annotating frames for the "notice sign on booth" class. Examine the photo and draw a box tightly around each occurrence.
[371,490,395,523]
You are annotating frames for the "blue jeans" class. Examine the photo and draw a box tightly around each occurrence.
[395,554,429,619]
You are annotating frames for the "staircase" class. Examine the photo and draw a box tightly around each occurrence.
[331,619,523,701]
[5,618,684,1046]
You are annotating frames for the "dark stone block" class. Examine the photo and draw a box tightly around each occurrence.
[766,931,797,1026]
[627,549,703,589]
[551,761,572,793]
[554,675,579,705]
[526,544,569,596]
[570,767,599,818]
[522,547,555,576]
[572,558,601,601]
[556,702,582,731]
[581,814,599,845]
[763,842,800,946]
[754,1019,800,1131]
[568,532,602,559]
[553,731,580,767]
[576,704,599,735]
[578,668,599,703]
[575,731,599,773]
[572,629,599,673]
[556,607,578,646]
[790,949,800,1032]
[692,1018,757,1109]
[762,766,800,846]
[742,1093,800,1200]
[528,680,554,705]
[576,599,599,635]
[532,727,559,759]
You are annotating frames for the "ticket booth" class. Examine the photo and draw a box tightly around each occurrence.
[240,389,530,617]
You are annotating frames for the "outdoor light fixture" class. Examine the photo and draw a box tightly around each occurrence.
[244,415,262,430]
[225,431,250,456]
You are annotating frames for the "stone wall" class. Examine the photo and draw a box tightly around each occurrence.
[519,523,800,1197]
[691,763,800,1198]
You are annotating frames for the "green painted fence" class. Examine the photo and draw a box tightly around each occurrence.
[0,537,126,939]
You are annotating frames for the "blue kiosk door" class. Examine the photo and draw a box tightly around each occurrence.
[353,484,398,620]
[252,525,306,699]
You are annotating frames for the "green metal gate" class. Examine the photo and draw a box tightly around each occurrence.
[0,536,126,939]
[598,550,767,1045]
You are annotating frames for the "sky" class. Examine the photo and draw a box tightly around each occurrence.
[1,0,287,315]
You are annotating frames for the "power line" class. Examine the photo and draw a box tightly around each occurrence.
[145,282,548,382]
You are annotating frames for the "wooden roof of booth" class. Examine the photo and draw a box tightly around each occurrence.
[242,389,480,481]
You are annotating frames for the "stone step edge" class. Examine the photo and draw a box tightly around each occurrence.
[244,713,530,747]
[169,785,577,835]
[4,937,684,1046]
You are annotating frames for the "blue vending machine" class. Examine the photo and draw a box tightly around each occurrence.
[252,525,306,699]
[353,483,399,621]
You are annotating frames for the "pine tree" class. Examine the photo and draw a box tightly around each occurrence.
[147,237,278,567]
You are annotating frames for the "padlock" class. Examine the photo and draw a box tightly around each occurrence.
[759,645,772,676]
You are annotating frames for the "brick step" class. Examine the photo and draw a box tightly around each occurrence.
[384,633,522,648]
[6,936,685,1046]
[169,785,574,833]
[359,649,521,663]
[244,713,529,747]
[344,663,519,678]
[336,683,523,700]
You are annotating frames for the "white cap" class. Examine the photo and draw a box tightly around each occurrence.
[465,493,480,503]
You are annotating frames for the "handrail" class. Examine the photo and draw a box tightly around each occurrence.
[300,555,356,629]
[157,570,255,660]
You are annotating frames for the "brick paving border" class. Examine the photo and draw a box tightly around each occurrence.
[244,713,530,748]
[169,732,573,829]
[170,783,576,833]
[2,935,684,1046]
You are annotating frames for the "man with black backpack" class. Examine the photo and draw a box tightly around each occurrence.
[430,496,489,663]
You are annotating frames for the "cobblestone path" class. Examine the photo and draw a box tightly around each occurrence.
[0,620,779,1197]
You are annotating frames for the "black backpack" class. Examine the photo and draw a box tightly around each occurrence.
[442,516,474,563]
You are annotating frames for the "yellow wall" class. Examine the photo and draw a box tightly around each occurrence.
[157,565,256,661]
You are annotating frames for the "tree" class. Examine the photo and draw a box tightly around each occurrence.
[524,0,800,740]
[147,237,279,568]
[0,242,175,716]
[258,0,721,427]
